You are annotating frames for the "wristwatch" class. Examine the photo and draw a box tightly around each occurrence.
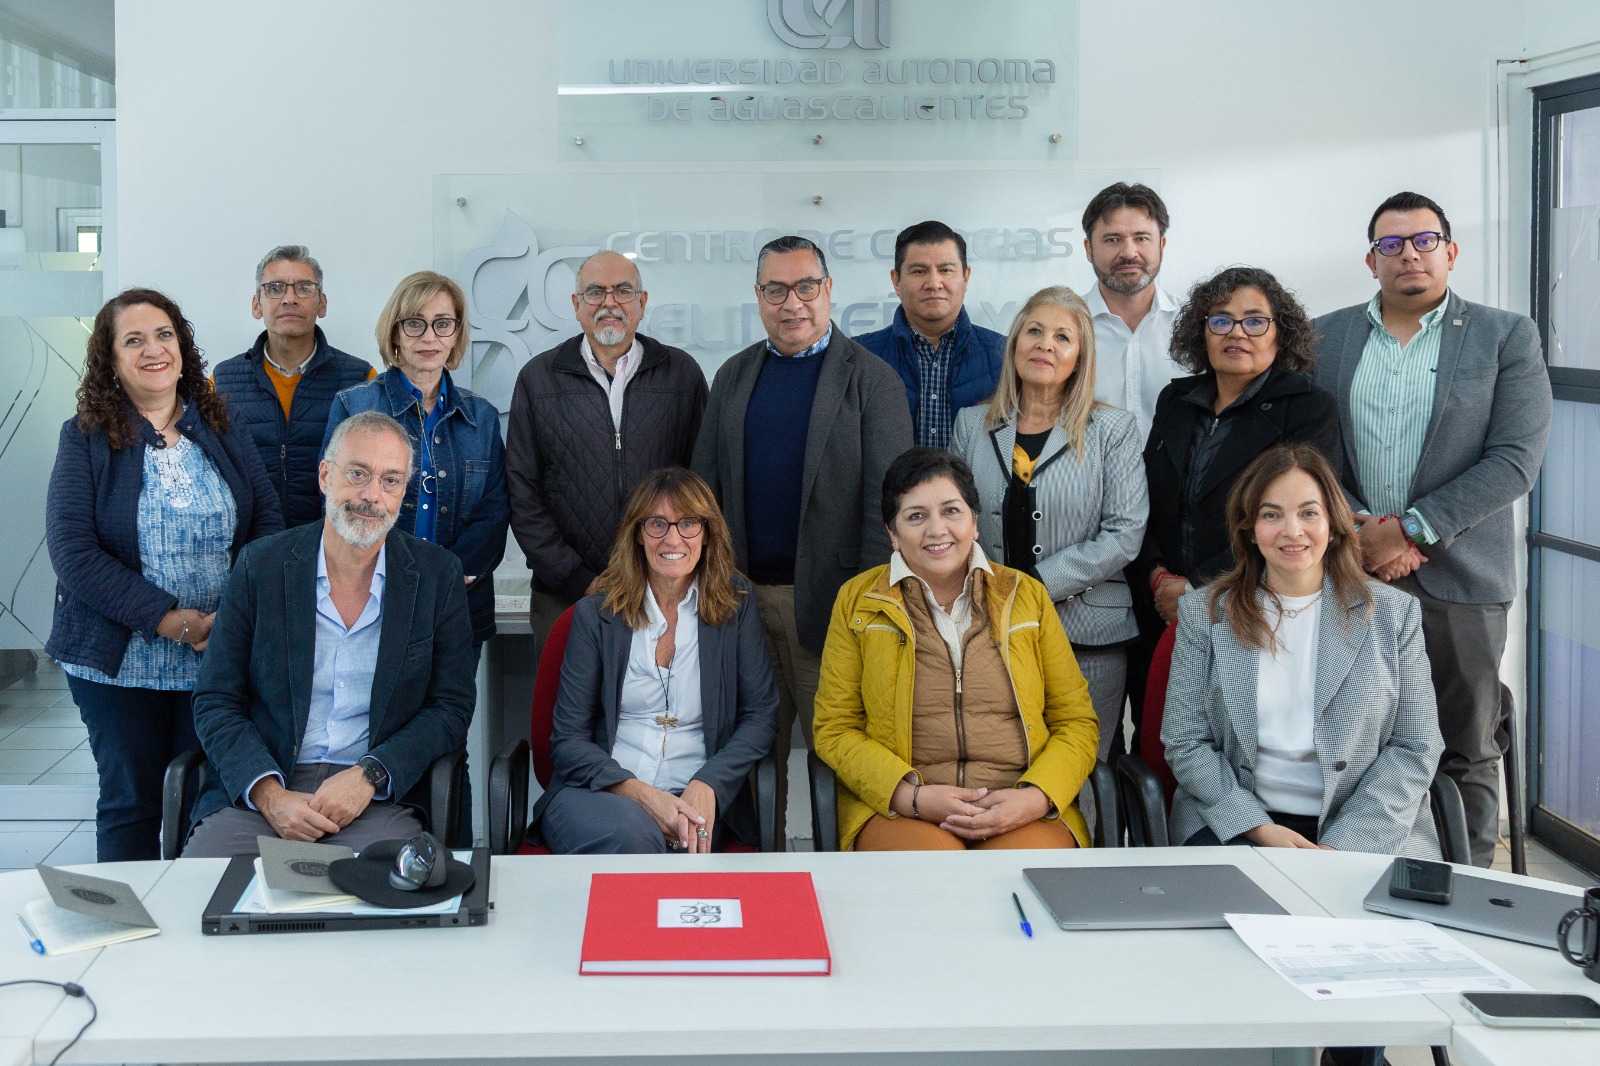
[358,756,388,791]
[1400,509,1430,546]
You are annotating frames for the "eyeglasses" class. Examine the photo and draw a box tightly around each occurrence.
[756,277,827,304]
[1369,231,1449,257]
[578,284,641,305]
[260,280,321,300]
[398,316,460,338]
[1206,315,1276,337]
[641,516,705,539]
[333,461,408,494]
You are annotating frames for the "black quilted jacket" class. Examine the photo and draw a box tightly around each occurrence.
[505,334,708,600]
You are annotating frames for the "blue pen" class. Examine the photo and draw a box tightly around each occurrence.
[1011,891,1033,938]
[16,913,44,955]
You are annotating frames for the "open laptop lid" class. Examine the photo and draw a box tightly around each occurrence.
[1024,864,1288,930]
[1361,862,1581,949]
[202,846,490,935]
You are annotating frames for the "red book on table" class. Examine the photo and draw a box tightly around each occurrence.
[579,871,831,976]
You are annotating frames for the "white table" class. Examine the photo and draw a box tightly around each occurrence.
[8,847,1466,1066]
[1257,849,1600,1066]
[0,861,170,1065]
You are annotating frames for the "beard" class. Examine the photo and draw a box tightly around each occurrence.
[1097,261,1155,295]
[594,316,628,347]
[329,498,398,550]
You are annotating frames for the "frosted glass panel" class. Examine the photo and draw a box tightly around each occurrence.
[436,167,1154,416]
[0,7,114,109]
[1540,551,1600,838]
[1540,401,1600,548]
[1549,109,1600,370]
[0,140,103,650]
[555,0,1079,162]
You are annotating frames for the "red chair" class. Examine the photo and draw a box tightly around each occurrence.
[1137,621,1180,801]
[1113,621,1177,846]
[487,605,775,854]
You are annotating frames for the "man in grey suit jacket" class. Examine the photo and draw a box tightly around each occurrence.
[693,235,913,845]
[1314,191,1551,866]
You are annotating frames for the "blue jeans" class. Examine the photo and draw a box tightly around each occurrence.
[66,675,198,862]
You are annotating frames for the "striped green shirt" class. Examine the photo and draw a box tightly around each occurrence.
[1349,292,1448,535]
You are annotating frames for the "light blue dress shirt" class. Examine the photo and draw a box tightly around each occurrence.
[245,534,389,806]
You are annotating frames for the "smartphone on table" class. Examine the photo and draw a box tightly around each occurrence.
[1460,991,1600,1028]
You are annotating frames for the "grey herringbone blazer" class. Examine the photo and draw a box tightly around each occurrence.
[951,404,1148,646]
[1162,578,1444,857]
[1313,292,1551,605]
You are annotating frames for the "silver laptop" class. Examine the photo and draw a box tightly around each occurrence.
[1023,864,1289,930]
[1361,861,1584,948]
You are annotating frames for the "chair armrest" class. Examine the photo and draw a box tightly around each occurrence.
[161,749,210,860]
[751,752,780,853]
[427,747,467,848]
[1088,760,1123,848]
[1429,770,1471,865]
[488,739,531,855]
[1113,752,1169,848]
[807,752,839,852]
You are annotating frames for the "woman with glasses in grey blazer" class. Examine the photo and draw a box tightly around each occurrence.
[951,286,1147,763]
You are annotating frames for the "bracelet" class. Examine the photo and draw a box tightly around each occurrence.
[178,612,190,645]
[911,783,922,820]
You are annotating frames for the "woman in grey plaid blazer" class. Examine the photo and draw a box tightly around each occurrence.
[1162,443,1443,857]
[951,286,1148,762]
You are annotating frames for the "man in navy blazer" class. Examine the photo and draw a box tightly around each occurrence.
[1314,191,1551,866]
[184,410,475,856]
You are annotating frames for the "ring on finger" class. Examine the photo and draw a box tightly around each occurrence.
[696,827,709,838]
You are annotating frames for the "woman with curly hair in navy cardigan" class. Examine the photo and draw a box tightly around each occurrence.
[46,289,283,861]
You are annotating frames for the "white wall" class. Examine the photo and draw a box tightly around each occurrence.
[115,0,1600,725]
[116,0,1554,355]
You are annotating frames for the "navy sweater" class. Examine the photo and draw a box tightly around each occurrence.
[742,349,826,584]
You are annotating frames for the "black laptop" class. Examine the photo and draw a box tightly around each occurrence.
[202,846,491,935]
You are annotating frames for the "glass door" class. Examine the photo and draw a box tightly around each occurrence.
[0,118,113,820]
[1529,75,1600,874]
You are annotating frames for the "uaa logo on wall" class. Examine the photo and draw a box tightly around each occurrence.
[768,0,889,49]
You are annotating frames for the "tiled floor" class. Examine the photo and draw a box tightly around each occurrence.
[0,659,91,787]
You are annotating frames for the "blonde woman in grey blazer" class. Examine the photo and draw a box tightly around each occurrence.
[1162,443,1443,858]
[951,286,1148,761]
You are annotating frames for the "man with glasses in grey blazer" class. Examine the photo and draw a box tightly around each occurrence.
[1313,191,1551,867]
[693,235,913,847]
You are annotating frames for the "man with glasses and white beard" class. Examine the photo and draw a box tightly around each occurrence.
[693,235,913,846]
[505,251,708,643]
[183,411,476,856]
[212,245,374,528]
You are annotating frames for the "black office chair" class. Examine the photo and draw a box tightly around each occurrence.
[807,754,1123,850]
[1112,752,1170,848]
[1428,770,1472,866]
[159,748,468,860]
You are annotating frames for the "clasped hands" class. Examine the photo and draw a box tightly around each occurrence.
[157,608,216,651]
[891,778,1050,841]
[1354,512,1427,582]
[249,767,376,842]
[610,778,718,854]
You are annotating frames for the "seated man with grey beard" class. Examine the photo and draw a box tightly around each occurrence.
[183,410,476,857]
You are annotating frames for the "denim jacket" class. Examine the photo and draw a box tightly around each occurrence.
[325,369,510,643]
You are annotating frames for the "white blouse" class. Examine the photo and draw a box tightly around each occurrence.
[1253,592,1324,817]
[611,581,706,792]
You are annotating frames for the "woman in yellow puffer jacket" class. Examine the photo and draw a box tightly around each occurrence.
[814,447,1099,851]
